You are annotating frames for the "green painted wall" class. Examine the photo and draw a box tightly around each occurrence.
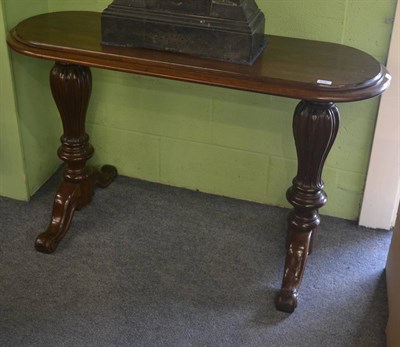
[2,0,397,220]
[0,1,27,200]
[2,0,62,197]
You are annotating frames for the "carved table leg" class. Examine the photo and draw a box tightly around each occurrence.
[35,63,117,254]
[276,100,340,312]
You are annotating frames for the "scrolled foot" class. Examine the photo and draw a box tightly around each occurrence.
[35,231,60,254]
[276,289,298,313]
[91,165,118,188]
[35,182,80,254]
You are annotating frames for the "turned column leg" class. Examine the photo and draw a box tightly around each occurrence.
[35,62,117,254]
[276,100,340,313]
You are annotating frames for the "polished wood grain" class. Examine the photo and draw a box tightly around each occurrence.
[277,101,340,312]
[7,11,391,312]
[34,62,117,253]
[7,11,390,102]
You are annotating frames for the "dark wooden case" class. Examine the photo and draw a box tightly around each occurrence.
[101,0,267,65]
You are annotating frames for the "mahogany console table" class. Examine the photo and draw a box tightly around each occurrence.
[7,11,391,313]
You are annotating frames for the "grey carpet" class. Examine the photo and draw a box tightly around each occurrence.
[0,173,392,347]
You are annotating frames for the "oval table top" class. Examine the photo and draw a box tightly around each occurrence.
[7,11,391,102]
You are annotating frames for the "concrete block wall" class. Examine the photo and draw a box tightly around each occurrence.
[2,0,397,220]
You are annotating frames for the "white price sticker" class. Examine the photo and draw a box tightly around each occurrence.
[317,79,333,86]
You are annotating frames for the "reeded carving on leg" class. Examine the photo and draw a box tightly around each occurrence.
[276,100,340,313]
[35,62,117,253]
[51,63,94,185]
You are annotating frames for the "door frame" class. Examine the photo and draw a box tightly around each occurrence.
[359,2,400,229]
